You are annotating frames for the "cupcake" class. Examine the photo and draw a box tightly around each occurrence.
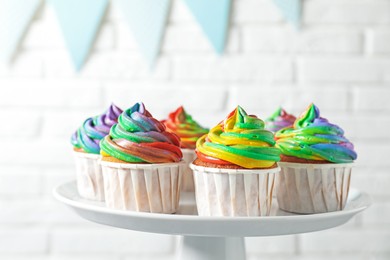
[162,106,208,192]
[99,102,185,214]
[71,104,122,201]
[190,106,281,217]
[275,103,357,214]
[265,107,296,132]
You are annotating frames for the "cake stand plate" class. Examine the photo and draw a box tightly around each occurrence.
[54,181,370,260]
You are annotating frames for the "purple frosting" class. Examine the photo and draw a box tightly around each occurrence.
[71,104,123,154]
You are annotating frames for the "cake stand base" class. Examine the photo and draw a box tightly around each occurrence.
[178,236,245,260]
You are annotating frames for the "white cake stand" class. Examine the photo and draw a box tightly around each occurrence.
[54,181,370,260]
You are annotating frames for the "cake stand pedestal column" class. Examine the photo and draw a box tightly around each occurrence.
[178,236,245,260]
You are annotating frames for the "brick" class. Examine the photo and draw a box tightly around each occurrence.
[242,27,290,52]
[0,79,102,108]
[39,3,60,23]
[246,235,296,254]
[162,25,212,52]
[297,57,387,82]
[163,26,239,53]
[0,198,85,225]
[243,27,362,54]
[352,170,390,197]
[234,0,283,23]
[43,50,169,80]
[94,24,115,51]
[0,139,72,166]
[163,23,237,54]
[353,143,390,167]
[0,228,48,254]
[354,88,390,111]
[0,51,43,77]
[304,0,390,25]
[170,0,196,23]
[46,199,94,224]
[51,228,174,254]
[300,229,390,253]
[229,86,296,118]
[361,201,390,226]
[173,56,293,82]
[23,21,65,49]
[292,87,350,112]
[102,82,228,118]
[116,22,140,51]
[0,166,43,196]
[41,50,75,77]
[366,29,390,54]
[80,52,171,80]
[42,108,104,139]
[0,109,41,137]
[105,2,122,21]
[329,115,390,141]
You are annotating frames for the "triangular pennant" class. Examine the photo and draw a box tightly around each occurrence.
[183,0,232,54]
[0,0,41,63]
[273,0,301,29]
[115,0,171,67]
[49,0,108,71]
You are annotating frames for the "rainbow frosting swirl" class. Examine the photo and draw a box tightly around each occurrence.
[275,104,357,163]
[100,102,183,163]
[71,104,123,154]
[196,106,280,169]
[265,107,296,132]
[162,106,208,149]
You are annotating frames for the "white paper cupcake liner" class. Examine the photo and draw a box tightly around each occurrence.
[100,160,186,214]
[276,162,353,214]
[190,163,279,217]
[181,149,197,192]
[73,151,105,201]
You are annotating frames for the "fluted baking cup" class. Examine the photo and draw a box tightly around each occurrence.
[100,160,186,214]
[73,151,105,201]
[181,149,197,192]
[190,164,279,217]
[276,162,353,214]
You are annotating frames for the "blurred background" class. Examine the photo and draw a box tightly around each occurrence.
[0,0,389,259]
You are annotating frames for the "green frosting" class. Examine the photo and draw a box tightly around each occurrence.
[276,104,357,163]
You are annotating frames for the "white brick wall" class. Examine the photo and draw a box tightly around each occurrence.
[0,0,389,259]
